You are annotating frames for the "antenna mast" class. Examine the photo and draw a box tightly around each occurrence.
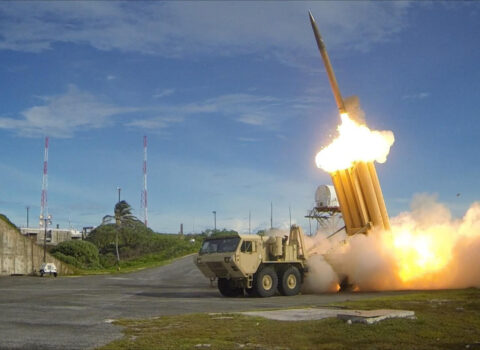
[270,201,273,229]
[40,137,49,221]
[141,135,148,226]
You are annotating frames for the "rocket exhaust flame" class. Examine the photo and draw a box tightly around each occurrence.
[315,113,395,173]
[304,197,480,292]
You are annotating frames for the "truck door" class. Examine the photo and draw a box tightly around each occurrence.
[238,240,259,274]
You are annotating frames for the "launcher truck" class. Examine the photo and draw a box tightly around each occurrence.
[194,225,308,297]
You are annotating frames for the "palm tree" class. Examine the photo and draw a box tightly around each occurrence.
[102,200,139,265]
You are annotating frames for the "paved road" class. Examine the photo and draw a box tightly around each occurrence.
[0,255,404,349]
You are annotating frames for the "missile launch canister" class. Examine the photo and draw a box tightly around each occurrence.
[309,11,391,235]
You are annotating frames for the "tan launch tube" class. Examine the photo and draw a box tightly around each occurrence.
[367,162,391,231]
[339,170,363,229]
[331,171,354,233]
[331,162,391,234]
[356,162,384,228]
[350,166,370,228]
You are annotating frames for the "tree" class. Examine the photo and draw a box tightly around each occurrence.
[101,200,140,265]
[202,228,239,237]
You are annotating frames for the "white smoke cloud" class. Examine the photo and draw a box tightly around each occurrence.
[305,195,480,292]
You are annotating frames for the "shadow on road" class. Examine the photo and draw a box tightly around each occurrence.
[136,291,219,298]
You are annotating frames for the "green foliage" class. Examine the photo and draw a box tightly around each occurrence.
[100,200,143,264]
[85,219,203,270]
[50,240,101,269]
[88,221,157,256]
[102,200,139,227]
[76,200,209,272]
[99,253,118,268]
[51,252,79,267]
[256,229,266,236]
[87,224,117,254]
[0,213,20,232]
[203,228,239,237]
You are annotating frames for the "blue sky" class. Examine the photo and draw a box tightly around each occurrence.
[0,2,479,233]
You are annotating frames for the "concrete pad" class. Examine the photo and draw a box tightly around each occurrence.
[337,309,416,324]
[241,308,415,324]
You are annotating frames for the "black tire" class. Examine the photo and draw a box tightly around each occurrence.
[217,278,242,297]
[278,266,301,296]
[40,272,44,277]
[54,273,57,278]
[253,266,278,297]
[339,276,354,292]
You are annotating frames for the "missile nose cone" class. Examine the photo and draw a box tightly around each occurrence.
[308,10,315,24]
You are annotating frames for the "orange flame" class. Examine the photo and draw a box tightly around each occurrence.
[389,228,453,283]
[315,113,395,172]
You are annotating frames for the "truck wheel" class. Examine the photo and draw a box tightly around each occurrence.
[218,278,242,297]
[253,266,278,297]
[278,266,301,296]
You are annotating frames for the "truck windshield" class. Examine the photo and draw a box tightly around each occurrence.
[200,237,240,255]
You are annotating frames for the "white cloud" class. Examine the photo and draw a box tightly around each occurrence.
[0,87,319,138]
[0,85,135,138]
[237,137,260,143]
[153,88,175,99]
[125,116,183,129]
[126,93,308,131]
[237,113,268,126]
[0,2,412,58]
[106,75,116,81]
[402,92,431,100]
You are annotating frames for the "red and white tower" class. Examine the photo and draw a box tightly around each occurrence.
[141,135,148,226]
[40,136,49,221]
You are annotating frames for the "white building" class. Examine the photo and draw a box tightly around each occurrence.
[20,227,82,245]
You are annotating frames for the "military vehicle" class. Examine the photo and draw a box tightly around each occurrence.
[194,225,308,297]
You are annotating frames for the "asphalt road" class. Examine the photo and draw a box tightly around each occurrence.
[0,255,403,349]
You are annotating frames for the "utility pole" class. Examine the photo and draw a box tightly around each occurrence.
[41,215,52,263]
[26,206,29,228]
[117,187,121,203]
[39,136,51,263]
[141,135,148,227]
[270,201,273,230]
[212,211,216,233]
[289,205,292,229]
[249,210,251,234]
[40,137,49,226]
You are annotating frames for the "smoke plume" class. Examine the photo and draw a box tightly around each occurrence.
[305,194,480,291]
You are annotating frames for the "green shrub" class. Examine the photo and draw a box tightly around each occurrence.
[51,240,101,269]
[99,253,117,268]
[0,214,20,232]
[51,252,79,267]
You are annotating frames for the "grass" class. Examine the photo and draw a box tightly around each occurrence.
[71,252,196,275]
[98,288,480,350]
